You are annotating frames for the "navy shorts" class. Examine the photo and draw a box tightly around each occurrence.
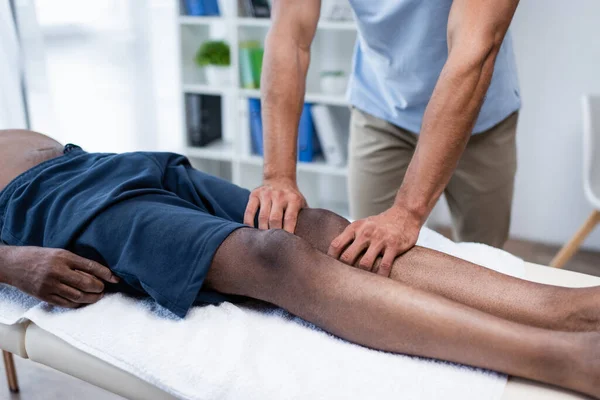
[0,145,252,317]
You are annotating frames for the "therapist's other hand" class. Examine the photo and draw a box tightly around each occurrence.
[328,206,422,277]
[244,178,307,233]
[1,246,119,308]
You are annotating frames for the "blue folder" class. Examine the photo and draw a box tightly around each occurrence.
[249,98,264,156]
[184,0,205,16]
[298,103,316,162]
[249,100,319,161]
[203,0,221,16]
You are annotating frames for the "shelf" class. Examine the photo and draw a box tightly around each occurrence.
[185,141,233,162]
[242,156,347,177]
[179,16,226,25]
[182,83,230,96]
[236,17,270,27]
[235,17,356,31]
[305,92,348,106]
[317,20,357,31]
[239,89,348,107]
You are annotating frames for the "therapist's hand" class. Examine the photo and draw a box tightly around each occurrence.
[0,246,119,308]
[244,178,307,233]
[328,206,422,277]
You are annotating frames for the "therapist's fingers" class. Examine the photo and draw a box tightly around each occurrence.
[340,238,370,267]
[244,194,260,227]
[61,269,105,294]
[358,243,384,272]
[67,252,119,283]
[269,198,285,229]
[377,248,397,278]
[57,283,104,304]
[283,202,301,233]
[258,194,272,230]
[328,226,355,260]
[47,294,80,309]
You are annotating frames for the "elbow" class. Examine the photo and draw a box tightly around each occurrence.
[446,33,503,79]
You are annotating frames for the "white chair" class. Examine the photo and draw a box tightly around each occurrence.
[551,95,600,268]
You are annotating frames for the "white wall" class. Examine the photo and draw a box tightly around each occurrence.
[431,0,600,250]
[0,0,27,129]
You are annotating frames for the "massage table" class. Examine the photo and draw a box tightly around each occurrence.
[0,262,596,400]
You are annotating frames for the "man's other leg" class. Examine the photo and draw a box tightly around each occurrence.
[444,112,519,248]
[295,208,600,332]
[205,228,599,398]
[348,107,417,219]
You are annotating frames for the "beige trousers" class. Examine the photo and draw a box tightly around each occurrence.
[348,108,518,248]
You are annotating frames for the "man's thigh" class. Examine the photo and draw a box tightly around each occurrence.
[163,161,251,224]
[445,112,519,247]
[348,107,417,219]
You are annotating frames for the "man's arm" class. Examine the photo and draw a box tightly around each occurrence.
[329,0,520,274]
[0,244,119,308]
[243,0,321,233]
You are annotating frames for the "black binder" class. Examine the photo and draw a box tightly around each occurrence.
[185,94,222,147]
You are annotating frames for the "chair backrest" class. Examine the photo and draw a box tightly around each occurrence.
[582,95,600,209]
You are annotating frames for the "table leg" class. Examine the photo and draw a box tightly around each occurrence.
[2,351,19,393]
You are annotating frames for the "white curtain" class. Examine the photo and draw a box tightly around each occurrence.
[0,0,27,129]
[2,0,182,152]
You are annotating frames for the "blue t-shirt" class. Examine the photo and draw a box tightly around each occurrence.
[347,0,521,134]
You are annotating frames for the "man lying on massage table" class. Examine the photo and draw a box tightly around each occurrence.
[0,129,599,398]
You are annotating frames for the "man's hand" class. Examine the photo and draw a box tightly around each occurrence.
[0,246,119,308]
[244,178,307,233]
[328,206,422,277]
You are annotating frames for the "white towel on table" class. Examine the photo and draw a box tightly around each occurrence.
[0,228,525,400]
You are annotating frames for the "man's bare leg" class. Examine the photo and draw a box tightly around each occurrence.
[207,228,600,398]
[294,209,600,332]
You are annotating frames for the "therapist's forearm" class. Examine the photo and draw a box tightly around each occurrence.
[261,28,310,182]
[394,50,500,221]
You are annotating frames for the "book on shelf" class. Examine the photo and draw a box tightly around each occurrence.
[183,0,220,16]
[249,99,320,163]
[311,105,348,166]
[248,98,264,155]
[250,48,264,88]
[242,0,271,18]
[203,0,220,16]
[239,41,263,89]
[297,103,319,163]
[185,93,223,147]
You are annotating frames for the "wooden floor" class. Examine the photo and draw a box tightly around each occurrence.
[1,234,599,400]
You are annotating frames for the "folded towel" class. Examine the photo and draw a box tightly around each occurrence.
[0,228,524,400]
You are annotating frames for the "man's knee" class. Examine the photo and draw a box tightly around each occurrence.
[297,208,349,232]
[216,228,309,273]
[295,208,350,252]
[208,228,315,299]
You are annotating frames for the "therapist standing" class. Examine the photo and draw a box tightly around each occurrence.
[244,0,521,276]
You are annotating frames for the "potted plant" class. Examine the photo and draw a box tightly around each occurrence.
[195,40,231,86]
[320,70,347,95]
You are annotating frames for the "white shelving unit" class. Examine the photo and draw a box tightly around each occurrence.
[176,0,356,216]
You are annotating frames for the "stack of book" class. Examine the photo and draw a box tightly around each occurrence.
[249,99,322,163]
[186,94,223,147]
[239,41,264,89]
[183,0,221,16]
